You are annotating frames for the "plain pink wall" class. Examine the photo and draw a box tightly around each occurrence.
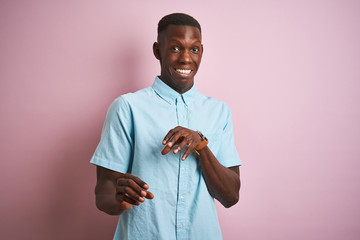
[1,1,359,239]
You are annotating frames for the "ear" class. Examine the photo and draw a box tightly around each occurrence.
[153,42,160,60]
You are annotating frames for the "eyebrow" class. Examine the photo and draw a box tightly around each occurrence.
[168,39,202,44]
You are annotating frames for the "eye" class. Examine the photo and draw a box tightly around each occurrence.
[192,47,200,53]
[171,46,180,52]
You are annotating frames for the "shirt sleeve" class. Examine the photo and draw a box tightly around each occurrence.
[90,96,133,173]
[216,103,242,168]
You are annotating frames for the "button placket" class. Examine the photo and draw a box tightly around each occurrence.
[175,95,188,238]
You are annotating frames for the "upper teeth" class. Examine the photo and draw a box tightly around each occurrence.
[176,69,191,74]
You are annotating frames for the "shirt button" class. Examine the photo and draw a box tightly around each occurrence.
[178,224,183,228]
[180,195,184,200]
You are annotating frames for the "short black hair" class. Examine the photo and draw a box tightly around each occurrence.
[157,13,201,35]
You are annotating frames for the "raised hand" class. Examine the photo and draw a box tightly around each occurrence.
[161,126,202,160]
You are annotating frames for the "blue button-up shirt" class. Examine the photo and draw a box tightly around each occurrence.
[91,77,241,240]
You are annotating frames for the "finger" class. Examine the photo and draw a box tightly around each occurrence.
[121,174,150,191]
[173,137,191,154]
[124,186,146,202]
[163,126,185,146]
[166,131,187,148]
[161,145,172,155]
[162,127,177,145]
[117,192,139,205]
[181,143,194,161]
[145,190,155,199]
[116,192,140,205]
[117,178,147,198]
[117,186,154,202]
[162,139,182,155]
[116,184,145,202]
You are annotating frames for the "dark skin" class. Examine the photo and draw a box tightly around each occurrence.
[153,25,203,94]
[161,126,240,208]
[95,25,240,215]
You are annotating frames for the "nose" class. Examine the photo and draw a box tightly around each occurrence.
[179,50,191,64]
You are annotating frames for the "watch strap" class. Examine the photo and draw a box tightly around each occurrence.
[194,131,208,155]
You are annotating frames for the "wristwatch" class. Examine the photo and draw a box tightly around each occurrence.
[194,131,208,155]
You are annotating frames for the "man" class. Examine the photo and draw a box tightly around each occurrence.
[91,13,241,240]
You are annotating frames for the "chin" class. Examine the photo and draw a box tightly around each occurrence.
[175,80,194,91]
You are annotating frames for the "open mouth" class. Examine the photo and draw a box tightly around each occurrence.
[175,68,192,74]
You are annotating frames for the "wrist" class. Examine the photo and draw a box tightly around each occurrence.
[194,131,208,155]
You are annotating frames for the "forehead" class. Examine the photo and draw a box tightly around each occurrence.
[158,25,202,43]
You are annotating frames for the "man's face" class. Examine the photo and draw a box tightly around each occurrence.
[153,25,203,94]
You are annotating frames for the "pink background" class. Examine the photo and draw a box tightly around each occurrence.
[1,1,359,239]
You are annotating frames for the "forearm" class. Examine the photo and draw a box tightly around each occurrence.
[198,146,241,208]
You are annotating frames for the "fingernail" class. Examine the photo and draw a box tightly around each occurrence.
[162,140,166,144]
[168,142,172,147]
[174,149,178,154]
[143,184,149,189]
[141,190,146,196]
[139,197,145,202]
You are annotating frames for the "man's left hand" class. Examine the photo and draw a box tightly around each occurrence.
[161,126,202,160]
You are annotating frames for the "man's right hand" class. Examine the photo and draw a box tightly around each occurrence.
[95,166,154,215]
[115,173,154,210]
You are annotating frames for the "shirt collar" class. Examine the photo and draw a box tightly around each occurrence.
[152,76,198,105]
